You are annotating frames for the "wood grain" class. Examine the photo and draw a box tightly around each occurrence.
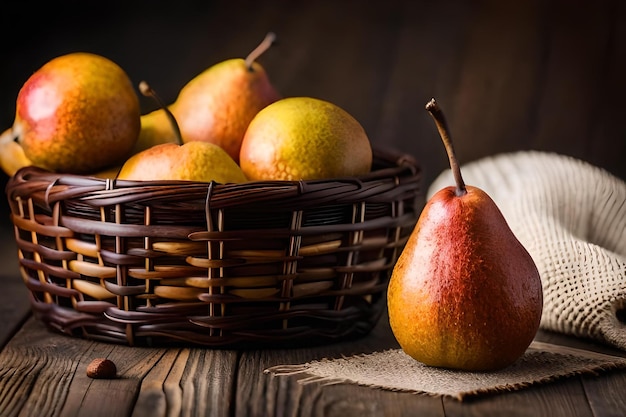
[0,1,625,416]
[0,225,29,348]
[1,314,626,416]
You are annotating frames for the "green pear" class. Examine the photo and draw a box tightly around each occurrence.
[134,33,280,162]
[239,97,373,181]
[387,99,543,371]
[8,52,141,174]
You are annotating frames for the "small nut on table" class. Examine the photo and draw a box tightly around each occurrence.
[86,358,117,379]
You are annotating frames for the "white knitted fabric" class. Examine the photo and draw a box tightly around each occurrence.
[428,151,626,350]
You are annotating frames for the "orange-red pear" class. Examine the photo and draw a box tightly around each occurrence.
[134,33,280,161]
[387,99,543,371]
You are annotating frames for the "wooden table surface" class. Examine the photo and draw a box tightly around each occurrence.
[1,1,626,416]
[1,247,626,417]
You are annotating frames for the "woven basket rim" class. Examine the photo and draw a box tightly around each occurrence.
[7,146,417,183]
[6,147,420,208]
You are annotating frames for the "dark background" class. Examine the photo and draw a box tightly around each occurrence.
[1,0,625,221]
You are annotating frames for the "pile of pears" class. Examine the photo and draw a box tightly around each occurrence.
[0,33,373,183]
[1,32,544,373]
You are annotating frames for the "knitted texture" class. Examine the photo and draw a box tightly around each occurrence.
[428,151,626,350]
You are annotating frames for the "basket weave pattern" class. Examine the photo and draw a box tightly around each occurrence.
[6,149,422,347]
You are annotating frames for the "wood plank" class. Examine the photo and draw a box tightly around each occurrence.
[531,0,613,159]
[0,317,164,417]
[583,372,626,417]
[0,318,96,415]
[449,0,545,165]
[0,273,30,348]
[173,348,238,416]
[62,346,168,417]
[2,315,625,416]
[588,0,626,180]
[257,1,405,139]
[281,383,445,417]
[371,0,475,188]
[124,2,287,111]
[0,224,31,349]
[443,378,594,417]
[236,312,445,416]
[536,329,626,358]
[537,330,626,417]
[0,316,240,417]
[131,349,184,417]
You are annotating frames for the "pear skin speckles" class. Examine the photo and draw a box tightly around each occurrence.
[13,52,140,174]
[239,97,372,181]
[117,141,248,184]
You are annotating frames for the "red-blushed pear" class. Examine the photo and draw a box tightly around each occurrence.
[0,128,131,180]
[133,32,281,162]
[386,99,543,371]
[8,52,141,174]
[117,82,247,184]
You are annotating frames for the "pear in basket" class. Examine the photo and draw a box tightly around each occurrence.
[4,52,141,174]
[0,129,125,179]
[386,99,543,371]
[117,82,247,184]
[0,128,33,176]
[239,96,373,181]
[133,32,280,163]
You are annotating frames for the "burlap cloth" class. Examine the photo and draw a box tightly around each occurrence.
[266,151,626,400]
[266,342,626,400]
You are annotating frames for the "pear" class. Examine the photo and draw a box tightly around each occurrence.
[0,128,121,179]
[239,96,373,181]
[386,99,543,371]
[0,128,33,176]
[8,52,141,174]
[133,109,178,154]
[117,82,247,184]
[134,32,280,162]
[117,141,247,183]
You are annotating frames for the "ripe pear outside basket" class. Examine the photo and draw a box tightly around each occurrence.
[5,148,423,347]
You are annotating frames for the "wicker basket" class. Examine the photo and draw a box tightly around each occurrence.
[5,148,423,347]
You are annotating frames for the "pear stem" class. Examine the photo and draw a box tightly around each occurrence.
[139,81,183,146]
[425,98,467,196]
[244,32,277,71]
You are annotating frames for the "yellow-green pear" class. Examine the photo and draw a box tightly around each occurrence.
[132,109,178,154]
[239,97,373,181]
[117,141,247,183]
